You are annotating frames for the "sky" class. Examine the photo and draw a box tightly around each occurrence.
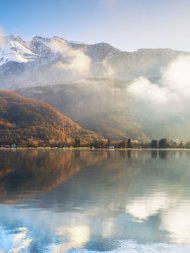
[0,0,190,51]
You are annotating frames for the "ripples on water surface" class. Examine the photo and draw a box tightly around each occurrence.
[0,149,190,252]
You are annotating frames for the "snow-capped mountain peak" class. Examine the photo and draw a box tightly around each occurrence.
[0,35,120,68]
[0,35,39,66]
[0,34,186,90]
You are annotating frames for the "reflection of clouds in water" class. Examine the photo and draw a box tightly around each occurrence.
[49,241,190,253]
[115,241,190,253]
[126,193,171,221]
[57,225,90,247]
[49,226,90,252]
[1,151,190,250]
[0,207,55,252]
[126,192,190,244]
[0,227,32,253]
[102,219,114,238]
[161,202,190,244]
[0,206,92,252]
[1,195,190,251]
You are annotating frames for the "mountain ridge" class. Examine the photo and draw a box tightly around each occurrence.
[0,34,188,89]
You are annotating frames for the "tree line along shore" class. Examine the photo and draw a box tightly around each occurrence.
[1,138,189,149]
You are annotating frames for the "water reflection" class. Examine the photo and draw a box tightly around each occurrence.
[0,149,107,203]
[0,150,190,252]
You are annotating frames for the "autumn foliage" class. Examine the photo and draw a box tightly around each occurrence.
[0,90,100,147]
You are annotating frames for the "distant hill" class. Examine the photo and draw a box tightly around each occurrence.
[18,80,190,141]
[0,90,100,146]
[17,82,147,140]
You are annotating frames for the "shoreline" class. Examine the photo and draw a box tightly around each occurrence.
[0,147,190,151]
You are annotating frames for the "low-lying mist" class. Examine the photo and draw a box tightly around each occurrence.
[126,55,190,139]
[17,53,190,141]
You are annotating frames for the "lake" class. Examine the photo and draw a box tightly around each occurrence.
[0,149,190,252]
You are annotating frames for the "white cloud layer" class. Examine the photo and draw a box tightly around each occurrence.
[126,55,190,137]
[127,55,190,105]
[50,38,91,76]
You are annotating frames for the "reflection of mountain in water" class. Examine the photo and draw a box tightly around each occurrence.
[26,150,190,245]
[33,150,190,209]
[0,150,107,203]
[1,150,190,252]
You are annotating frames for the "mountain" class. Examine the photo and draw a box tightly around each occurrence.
[17,78,190,141]
[0,35,38,66]
[1,35,190,140]
[17,81,147,140]
[0,35,187,89]
[0,90,100,146]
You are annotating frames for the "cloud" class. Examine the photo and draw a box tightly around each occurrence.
[160,55,190,97]
[103,60,115,77]
[126,55,190,138]
[127,55,190,105]
[50,38,91,76]
[127,76,171,105]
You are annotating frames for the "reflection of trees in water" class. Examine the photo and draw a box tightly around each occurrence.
[37,150,151,213]
[151,150,158,158]
[0,150,108,202]
[0,149,189,204]
[158,150,168,159]
[37,150,190,212]
[0,149,151,204]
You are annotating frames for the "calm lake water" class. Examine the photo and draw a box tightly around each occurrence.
[0,149,190,252]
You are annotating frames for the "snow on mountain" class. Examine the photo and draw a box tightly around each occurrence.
[0,35,39,66]
[0,34,187,89]
[30,36,54,56]
[0,35,73,67]
[0,35,121,68]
